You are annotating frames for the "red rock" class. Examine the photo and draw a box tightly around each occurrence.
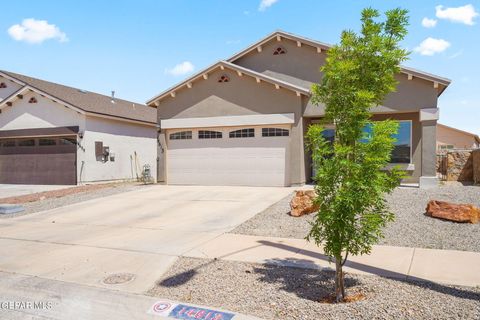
[290,190,319,217]
[426,200,480,224]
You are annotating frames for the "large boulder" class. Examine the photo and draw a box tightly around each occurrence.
[426,200,480,224]
[290,190,319,217]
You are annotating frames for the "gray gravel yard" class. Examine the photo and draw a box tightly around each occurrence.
[148,257,480,320]
[0,183,150,219]
[231,184,480,252]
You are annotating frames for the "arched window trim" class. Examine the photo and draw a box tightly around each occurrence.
[199,130,222,139]
[262,127,289,137]
[229,128,255,138]
[169,131,192,140]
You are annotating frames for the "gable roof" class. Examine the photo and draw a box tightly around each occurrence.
[0,70,156,125]
[146,60,310,106]
[227,30,452,96]
[438,123,480,143]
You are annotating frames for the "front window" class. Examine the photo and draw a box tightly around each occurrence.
[321,121,412,164]
[362,121,412,163]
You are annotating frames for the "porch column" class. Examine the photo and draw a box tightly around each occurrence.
[419,108,439,188]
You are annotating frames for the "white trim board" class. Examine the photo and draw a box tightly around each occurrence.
[160,113,295,129]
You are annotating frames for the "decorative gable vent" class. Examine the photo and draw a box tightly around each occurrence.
[0,82,6,89]
[273,47,287,55]
[218,75,230,83]
[28,97,38,104]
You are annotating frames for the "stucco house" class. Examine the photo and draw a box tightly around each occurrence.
[437,123,480,151]
[148,31,451,188]
[0,70,157,185]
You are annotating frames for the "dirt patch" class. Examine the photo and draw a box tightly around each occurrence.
[0,183,126,204]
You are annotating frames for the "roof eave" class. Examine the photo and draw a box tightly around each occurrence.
[226,31,452,95]
[146,60,310,106]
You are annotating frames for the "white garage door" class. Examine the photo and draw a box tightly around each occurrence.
[166,126,290,186]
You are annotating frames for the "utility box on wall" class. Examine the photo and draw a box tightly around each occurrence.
[95,141,103,158]
[95,141,110,162]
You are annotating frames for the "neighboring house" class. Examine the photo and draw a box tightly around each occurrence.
[148,31,451,188]
[437,123,480,151]
[0,70,157,185]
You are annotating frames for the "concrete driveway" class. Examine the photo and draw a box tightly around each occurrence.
[0,184,71,199]
[0,185,292,294]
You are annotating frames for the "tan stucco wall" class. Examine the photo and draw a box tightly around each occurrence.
[79,116,157,183]
[437,125,479,150]
[157,68,306,184]
[233,37,439,116]
[0,91,85,131]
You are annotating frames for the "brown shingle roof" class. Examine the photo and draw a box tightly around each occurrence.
[1,70,156,125]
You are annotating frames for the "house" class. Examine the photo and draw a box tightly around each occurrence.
[438,124,480,151]
[148,31,451,188]
[437,123,480,152]
[0,70,157,185]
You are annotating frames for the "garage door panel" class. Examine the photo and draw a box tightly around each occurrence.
[167,130,290,187]
[0,137,76,185]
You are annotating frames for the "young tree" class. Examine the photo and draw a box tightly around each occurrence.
[306,8,409,302]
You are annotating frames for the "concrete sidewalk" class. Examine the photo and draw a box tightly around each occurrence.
[184,233,480,287]
[0,271,259,320]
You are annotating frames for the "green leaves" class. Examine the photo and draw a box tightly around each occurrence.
[307,7,409,263]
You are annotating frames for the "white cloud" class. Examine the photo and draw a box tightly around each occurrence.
[7,18,68,44]
[422,17,437,28]
[259,0,278,11]
[165,61,195,76]
[435,4,479,25]
[414,37,451,56]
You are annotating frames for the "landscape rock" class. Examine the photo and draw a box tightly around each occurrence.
[290,190,319,217]
[446,150,473,181]
[426,200,479,224]
[473,149,480,184]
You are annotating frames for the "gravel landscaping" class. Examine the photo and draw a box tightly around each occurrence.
[0,182,150,219]
[231,184,480,252]
[148,257,480,320]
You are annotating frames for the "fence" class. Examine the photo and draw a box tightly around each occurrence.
[436,149,477,182]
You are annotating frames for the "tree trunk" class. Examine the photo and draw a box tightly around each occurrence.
[335,257,345,303]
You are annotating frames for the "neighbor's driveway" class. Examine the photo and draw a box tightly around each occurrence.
[0,184,70,199]
[0,185,292,293]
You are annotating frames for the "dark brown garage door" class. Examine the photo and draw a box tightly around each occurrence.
[0,136,77,185]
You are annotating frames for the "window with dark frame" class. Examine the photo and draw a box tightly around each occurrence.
[17,139,35,147]
[262,128,289,137]
[0,139,15,147]
[229,128,255,138]
[59,137,77,145]
[199,130,222,139]
[39,138,57,146]
[170,131,192,140]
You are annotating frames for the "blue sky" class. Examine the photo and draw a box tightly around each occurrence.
[0,0,479,134]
